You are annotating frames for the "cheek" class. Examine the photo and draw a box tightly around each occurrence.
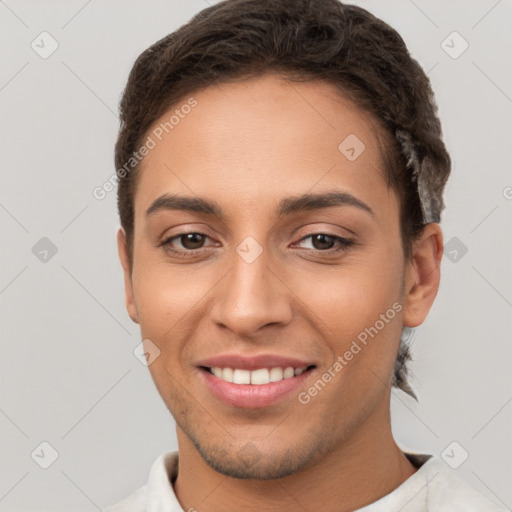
[131,251,213,338]
[130,260,211,393]
[289,255,402,328]
[282,246,404,376]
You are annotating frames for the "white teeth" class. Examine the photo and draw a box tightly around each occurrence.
[233,369,251,384]
[283,367,294,379]
[209,366,309,385]
[222,367,234,383]
[250,368,270,385]
[269,367,283,382]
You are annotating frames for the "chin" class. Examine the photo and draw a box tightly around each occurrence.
[184,425,329,480]
[199,444,309,480]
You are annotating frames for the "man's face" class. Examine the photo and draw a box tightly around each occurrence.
[120,73,409,478]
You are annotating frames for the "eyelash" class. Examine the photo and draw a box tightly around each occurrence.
[160,232,354,258]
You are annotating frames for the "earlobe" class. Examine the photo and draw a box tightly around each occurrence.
[116,227,139,324]
[402,223,443,328]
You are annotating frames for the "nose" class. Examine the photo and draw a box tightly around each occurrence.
[210,249,293,337]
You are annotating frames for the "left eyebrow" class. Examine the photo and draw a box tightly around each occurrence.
[277,191,375,219]
[145,191,374,219]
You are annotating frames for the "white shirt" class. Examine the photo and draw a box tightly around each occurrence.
[105,451,505,511]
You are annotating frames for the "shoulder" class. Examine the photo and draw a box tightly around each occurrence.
[424,457,506,512]
[358,454,506,512]
[103,451,179,512]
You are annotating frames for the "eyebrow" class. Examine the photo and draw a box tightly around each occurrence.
[145,191,374,219]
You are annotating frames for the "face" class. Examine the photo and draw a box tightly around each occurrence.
[118,73,429,479]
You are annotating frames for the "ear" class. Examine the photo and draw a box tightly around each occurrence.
[402,223,443,328]
[117,227,139,324]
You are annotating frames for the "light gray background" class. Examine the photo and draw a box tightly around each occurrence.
[1,0,511,510]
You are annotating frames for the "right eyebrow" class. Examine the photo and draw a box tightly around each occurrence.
[146,194,224,219]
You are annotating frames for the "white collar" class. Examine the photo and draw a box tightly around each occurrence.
[109,450,504,511]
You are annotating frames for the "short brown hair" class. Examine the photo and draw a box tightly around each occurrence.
[115,0,451,397]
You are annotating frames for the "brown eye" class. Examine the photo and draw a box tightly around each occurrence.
[295,233,354,253]
[161,232,212,253]
[178,233,206,250]
[311,234,336,250]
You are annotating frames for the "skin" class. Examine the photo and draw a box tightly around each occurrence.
[117,73,443,512]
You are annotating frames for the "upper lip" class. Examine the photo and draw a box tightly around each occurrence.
[195,353,316,371]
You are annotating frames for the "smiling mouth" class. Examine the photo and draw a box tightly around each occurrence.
[201,365,316,385]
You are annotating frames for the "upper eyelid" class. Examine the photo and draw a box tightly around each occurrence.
[164,232,211,241]
[163,232,216,247]
[160,218,355,241]
[292,234,353,250]
[163,231,351,249]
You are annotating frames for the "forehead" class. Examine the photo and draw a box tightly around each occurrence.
[134,73,395,222]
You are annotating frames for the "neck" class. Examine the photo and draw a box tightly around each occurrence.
[173,399,417,512]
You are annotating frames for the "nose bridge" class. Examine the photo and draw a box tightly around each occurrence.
[211,243,292,335]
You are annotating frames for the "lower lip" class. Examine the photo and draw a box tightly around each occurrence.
[200,368,313,409]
